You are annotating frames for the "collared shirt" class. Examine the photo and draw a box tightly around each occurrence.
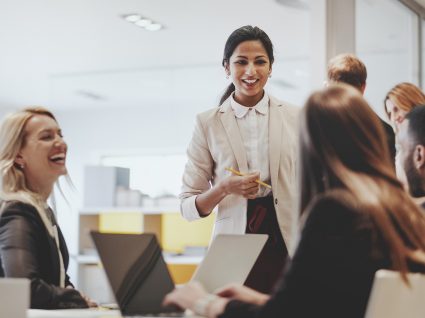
[230,93,271,197]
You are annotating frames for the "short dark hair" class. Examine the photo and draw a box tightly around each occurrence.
[219,26,274,105]
[405,105,425,146]
[327,54,367,91]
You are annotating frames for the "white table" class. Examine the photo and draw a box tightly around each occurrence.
[28,309,201,318]
[28,309,122,318]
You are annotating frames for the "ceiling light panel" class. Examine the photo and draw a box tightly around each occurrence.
[121,14,165,31]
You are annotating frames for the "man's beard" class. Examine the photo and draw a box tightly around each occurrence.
[404,152,425,197]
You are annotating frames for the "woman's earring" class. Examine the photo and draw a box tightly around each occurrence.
[269,74,272,78]
[226,74,229,79]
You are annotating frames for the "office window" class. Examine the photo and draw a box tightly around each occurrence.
[356,0,419,119]
[422,18,425,89]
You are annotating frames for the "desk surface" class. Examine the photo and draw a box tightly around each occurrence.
[28,309,122,318]
[28,309,201,318]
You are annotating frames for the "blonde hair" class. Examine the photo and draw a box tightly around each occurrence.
[385,82,425,119]
[0,107,58,236]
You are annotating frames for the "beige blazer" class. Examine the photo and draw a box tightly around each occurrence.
[180,95,299,255]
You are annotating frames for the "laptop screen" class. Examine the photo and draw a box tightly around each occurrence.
[91,232,268,316]
[91,232,178,316]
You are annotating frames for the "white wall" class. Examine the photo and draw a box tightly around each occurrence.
[54,100,202,237]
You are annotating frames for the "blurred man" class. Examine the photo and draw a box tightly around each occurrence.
[397,105,425,209]
[327,54,396,161]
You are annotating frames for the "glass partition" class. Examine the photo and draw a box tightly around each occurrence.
[356,0,419,119]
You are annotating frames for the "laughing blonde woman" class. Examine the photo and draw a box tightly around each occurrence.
[0,107,91,309]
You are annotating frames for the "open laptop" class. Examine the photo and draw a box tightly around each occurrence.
[191,234,268,292]
[364,269,425,318]
[91,232,267,316]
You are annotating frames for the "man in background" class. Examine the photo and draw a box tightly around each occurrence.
[397,105,425,210]
[327,53,396,161]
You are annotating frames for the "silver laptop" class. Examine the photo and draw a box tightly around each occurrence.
[191,234,268,292]
[364,269,425,318]
[0,278,29,318]
[91,232,267,316]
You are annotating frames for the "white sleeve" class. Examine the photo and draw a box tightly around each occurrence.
[179,114,214,221]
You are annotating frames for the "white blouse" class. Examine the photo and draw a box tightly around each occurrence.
[230,92,271,197]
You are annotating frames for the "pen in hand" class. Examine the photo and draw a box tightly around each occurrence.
[225,167,272,189]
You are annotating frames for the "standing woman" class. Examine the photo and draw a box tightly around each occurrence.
[180,25,299,293]
[0,108,90,309]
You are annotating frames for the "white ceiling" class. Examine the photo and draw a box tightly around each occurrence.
[0,0,310,111]
[2,0,424,112]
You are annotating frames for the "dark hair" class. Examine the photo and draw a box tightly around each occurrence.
[405,105,425,146]
[219,25,274,105]
[327,54,367,90]
[300,84,425,280]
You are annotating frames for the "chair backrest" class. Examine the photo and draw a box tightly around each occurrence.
[365,269,425,318]
[0,278,30,318]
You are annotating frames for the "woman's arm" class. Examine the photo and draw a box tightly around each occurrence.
[218,194,374,318]
[0,204,88,309]
[166,194,374,318]
[180,115,258,219]
[194,173,259,216]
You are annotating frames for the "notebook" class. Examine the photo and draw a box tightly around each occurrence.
[91,232,267,316]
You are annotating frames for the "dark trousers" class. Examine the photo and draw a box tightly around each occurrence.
[244,196,288,294]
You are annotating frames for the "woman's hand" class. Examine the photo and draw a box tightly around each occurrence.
[163,282,208,311]
[220,172,260,199]
[194,172,259,216]
[215,283,270,306]
[82,294,98,308]
[163,282,228,318]
[66,286,97,308]
[66,285,98,308]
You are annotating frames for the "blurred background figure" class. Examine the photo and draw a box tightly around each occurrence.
[384,82,425,134]
[397,105,425,210]
[327,53,396,162]
[384,83,425,188]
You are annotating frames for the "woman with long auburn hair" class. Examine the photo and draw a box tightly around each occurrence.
[163,85,425,318]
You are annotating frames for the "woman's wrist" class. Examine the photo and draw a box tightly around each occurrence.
[207,297,229,318]
[256,293,270,306]
[192,294,228,318]
[217,179,230,196]
[195,182,228,217]
[193,294,218,317]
